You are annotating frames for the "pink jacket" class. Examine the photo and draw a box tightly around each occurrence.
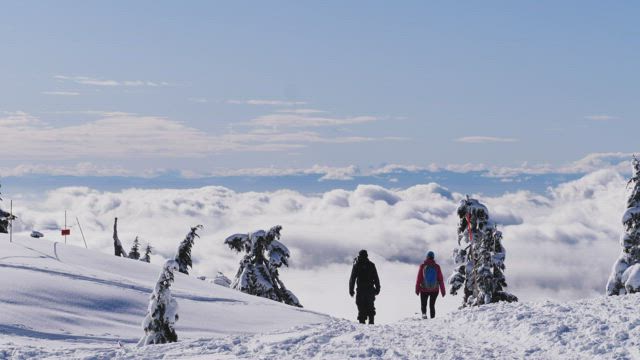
[415,259,446,296]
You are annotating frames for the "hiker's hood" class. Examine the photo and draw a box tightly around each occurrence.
[423,258,437,266]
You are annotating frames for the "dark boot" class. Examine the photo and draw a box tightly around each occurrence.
[358,316,366,324]
[368,315,374,325]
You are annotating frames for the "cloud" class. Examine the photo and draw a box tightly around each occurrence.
[313,165,359,181]
[584,114,617,121]
[3,145,631,184]
[247,113,378,128]
[42,91,80,96]
[277,109,326,115]
[5,169,629,321]
[51,110,138,117]
[0,112,390,160]
[370,153,633,180]
[455,136,518,144]
[54,75,170,87]
[0,162,140,177]
[0,111,41,127]
[227,99,307,106]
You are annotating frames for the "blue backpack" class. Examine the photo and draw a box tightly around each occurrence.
[423,265,438,291]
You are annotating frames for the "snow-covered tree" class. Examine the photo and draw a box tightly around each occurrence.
[0,183,15,234]
[112,217,128,257]
[607,156,640,295]
[138,260,180,346]
[128,236,141,260]
[225,225,302,307]
[175,225,203,275]
[448,196,517,307]
[141,244,153,263]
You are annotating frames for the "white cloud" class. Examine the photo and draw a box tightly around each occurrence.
[54,75,170,87]
[197,164,359,181]
[584,114,617,121]
[0,112,388,160]
[0,111,41,127]
[51,110,138,117]
[455,136,518,144]
[313,165,359,181]
[248,113,377,128]
[6,169,629,322]
[0,162,140,177]
[277,109,326,115]
[42,91,80,96]
[227,99,307,106]
[370,153,633,180]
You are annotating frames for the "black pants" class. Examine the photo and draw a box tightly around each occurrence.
[420,292,438,318]
[356,291,376,324]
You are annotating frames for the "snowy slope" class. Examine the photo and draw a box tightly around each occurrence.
[0,236,328,355]
[2,236,640,359]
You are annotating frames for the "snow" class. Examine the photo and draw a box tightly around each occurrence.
[0,236,328,354]
[2,235,640,359]
[622,264,640,293]
[622,207,640,225]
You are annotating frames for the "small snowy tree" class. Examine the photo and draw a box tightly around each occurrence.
[0,183,15,234]
[607,156,640,295]
[141,244,153,263]
[138,260,180,346]
[175,225,203,275]
[112,218,128,257]
[225,225,302,307]
[128,236,141,260]
[448,196,517,307]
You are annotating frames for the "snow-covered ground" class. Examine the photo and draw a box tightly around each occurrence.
[2,236,640,359]
[0,236,328,358]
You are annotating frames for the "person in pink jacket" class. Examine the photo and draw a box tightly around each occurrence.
[415,251,446,319]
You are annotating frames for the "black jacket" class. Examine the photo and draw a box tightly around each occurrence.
[349,256,380,295]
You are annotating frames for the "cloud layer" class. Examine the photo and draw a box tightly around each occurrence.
[54,75,170,87]
[5,168,630,321]
[0,112,392,160]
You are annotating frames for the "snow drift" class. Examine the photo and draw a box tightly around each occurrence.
[0,236,328,355]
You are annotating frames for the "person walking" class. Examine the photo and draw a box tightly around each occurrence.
[415,251,446,319]
[349,250,380,324]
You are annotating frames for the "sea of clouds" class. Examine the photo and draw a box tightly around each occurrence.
[6,168,630,323]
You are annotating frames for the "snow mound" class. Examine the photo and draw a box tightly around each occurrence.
[0,236,328,353]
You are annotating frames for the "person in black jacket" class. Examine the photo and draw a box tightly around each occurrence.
[349,249,380,324]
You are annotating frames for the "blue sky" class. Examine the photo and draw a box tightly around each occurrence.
[0,1,638,177]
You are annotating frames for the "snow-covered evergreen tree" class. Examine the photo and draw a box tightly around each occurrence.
[141,244,153,263]
[607,156,640,295]
[138,259,180,346]
[0,187,8,234]
[0,183,15,234]
[112,217,128,257]
[225,225,302,307]
[448,196,517,307]
[128,236,141,260]
[175,225,203,275]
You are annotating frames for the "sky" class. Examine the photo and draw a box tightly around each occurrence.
[0,1,638,178]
